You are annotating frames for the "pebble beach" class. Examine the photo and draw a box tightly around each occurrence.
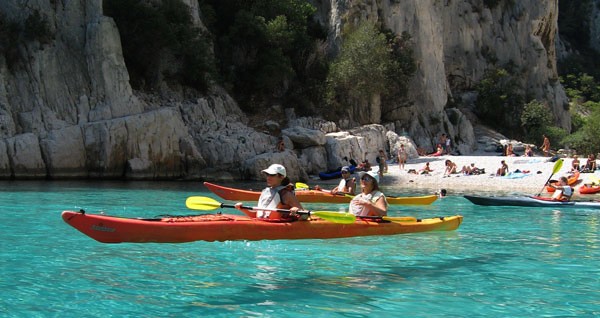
[312,153,599,197]
[383,154,598,195]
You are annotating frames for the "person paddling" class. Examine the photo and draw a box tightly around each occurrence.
[548,176,573,201]
[234,164,303,219]
[349,171,388,217]
[330,166,356,195]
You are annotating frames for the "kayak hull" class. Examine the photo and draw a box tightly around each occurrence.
[61,210,462,243]
[464,195,600,209]
[204,182,437,205]
[579,185,600,194]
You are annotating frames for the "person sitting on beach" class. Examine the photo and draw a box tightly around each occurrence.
[349,171,388,217]
[330,166,356,196]
[428,144,444,157]
[276,137,285,152]
[571,155,581,172]
[549,176,573,201]
[356,159,371,172]
[443,159,457,176]
[583,154,597,172]
[524,145,534,157]
[376,149,388,177]
[461,163,481,175]
[496,160,509,176]
[420,162,433,174]
[506,144,516,157]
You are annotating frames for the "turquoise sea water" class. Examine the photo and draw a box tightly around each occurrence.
[1,180,599,317]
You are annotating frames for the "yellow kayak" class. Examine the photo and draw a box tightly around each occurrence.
[204,182,438,205]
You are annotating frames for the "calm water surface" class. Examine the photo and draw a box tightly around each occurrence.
[0,180,598,317]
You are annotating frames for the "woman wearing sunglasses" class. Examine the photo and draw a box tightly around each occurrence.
[348,171,388,217]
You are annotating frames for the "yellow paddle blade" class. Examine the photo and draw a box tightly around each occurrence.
[312,211,356,224]
[295,182,310,190]
[383,216,417,223]
[552,158,564,174]
[185,196,222,210]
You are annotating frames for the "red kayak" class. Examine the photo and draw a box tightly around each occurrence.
[204,182,438,205]
[546,171,580,192]
[579,184,600,194]
[61,210,462,243]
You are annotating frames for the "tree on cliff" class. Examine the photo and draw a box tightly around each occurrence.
[325,22,415,125]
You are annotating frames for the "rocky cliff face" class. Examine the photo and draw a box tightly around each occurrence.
[0,0,571,180]
[316,0,569,152]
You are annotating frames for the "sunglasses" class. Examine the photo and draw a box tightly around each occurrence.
[265,173,278,177]
[341,171,350,174]
[361,176,373,182]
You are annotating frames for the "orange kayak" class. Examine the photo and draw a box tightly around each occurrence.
[62,210,462,243]
[579,184,600,194]
[546,171,580,192]
[204,182,438,205]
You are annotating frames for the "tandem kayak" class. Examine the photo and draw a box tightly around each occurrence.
[204,182,438,205]
[61,210,462,243]
[463,195,600,209]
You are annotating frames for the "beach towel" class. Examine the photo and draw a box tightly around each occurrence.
[502,172,531,179]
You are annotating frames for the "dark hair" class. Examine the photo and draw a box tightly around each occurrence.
[560,176,568,183]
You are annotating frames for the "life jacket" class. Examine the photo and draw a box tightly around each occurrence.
[256,184,296,220]
[552,186,573,201]
[349,191,388,216]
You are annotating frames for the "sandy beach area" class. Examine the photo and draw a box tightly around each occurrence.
[313,153,600,197]
[382,154,600,195]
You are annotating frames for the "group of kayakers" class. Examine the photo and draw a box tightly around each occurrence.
[235,163,388,220]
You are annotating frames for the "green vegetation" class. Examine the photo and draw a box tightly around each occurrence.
[104,0,216,92]
[474,66,524,136]
[326,22,415,119]
[198,0,326,112]
[520,100,567,146]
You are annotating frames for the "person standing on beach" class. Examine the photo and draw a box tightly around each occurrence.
[541,135,551,157]
[397,144,408,170]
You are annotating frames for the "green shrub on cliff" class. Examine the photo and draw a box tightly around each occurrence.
[325,22,415,117]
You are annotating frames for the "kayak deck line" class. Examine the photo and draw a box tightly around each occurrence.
[62,210,462,243]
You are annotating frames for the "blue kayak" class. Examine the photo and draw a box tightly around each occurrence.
[318,165,356,180]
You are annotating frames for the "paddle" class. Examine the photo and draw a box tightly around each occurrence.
[295,182,310,190]
[536,158,564,196]
[185,196,356,224]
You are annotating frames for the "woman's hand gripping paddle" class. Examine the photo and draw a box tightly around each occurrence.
[185,196,356,224]
[536,159,564,196]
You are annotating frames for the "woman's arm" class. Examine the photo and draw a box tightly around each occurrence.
[281,191,303,212]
